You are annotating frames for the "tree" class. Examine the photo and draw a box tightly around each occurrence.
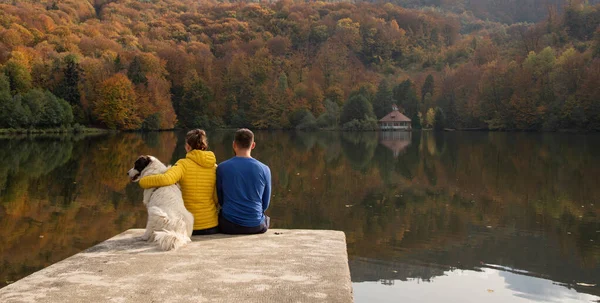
[393,80,419,118]
[317,99,340,127]
[55,54,82,106]
[127,56,148,85]
[341,94,375,124]
[94,74,141,130]
[434,107,446,130]
[425,108,436,129]
[3,59,31,95]
[39,92,65,127]
[421,74,434,102]
[373,79,394,119]
[22,89,47,126]
[179,76,214,128]
[296,111,318,131]
[0,92,29,128]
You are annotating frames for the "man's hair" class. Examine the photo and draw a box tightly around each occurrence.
[234,128,254,149]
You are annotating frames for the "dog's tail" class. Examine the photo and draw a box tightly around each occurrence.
[148,207,191,251]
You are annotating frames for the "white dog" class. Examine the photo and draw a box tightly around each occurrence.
[127,155,194,251]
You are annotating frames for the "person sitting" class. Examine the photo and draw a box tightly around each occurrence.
[139,129,219,235]
[217,128,271,234]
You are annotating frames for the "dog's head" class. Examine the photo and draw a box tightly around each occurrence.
[128,155,168,182]
[127,155,152,182]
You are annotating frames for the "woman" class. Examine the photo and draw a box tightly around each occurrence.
[139,129,219,235]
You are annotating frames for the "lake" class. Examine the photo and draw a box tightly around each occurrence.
[1,130,599,302]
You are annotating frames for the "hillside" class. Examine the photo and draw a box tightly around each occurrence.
[0,0,599,131]
[383,0,600,24]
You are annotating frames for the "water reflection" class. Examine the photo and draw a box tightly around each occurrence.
[379,131,411,157]
[0,131,598,302]
[353,264,598,303]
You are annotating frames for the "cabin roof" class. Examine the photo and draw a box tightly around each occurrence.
[379,110,411,122]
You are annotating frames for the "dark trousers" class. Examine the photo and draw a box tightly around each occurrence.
[192,226,219,236]
[218,214,270,235]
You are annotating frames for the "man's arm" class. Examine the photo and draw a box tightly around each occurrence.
[261,166,271,212]
[216,165,224,207]
[139,162,184,189]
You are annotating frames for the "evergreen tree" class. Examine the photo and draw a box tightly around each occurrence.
[394,80,419,118]
[179,77,213,128]
[373,79,394,119]
[55,54,82,107]
[421,74,434,102]
[411,112,422,129]
[127,56,147,85]
[434,107,446,130]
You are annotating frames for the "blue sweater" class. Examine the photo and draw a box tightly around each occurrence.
[216,157,271,227]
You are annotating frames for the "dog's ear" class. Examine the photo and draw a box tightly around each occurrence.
[134,155,152,172]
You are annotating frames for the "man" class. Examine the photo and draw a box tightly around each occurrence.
[216,128,271,234]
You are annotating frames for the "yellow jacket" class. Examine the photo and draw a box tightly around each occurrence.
[139,150,218,230]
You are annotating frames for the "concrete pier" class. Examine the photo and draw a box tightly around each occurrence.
[0,229,353,303]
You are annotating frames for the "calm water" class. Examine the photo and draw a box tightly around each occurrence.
[1,131,599,302]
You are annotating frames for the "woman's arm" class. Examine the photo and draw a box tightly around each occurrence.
[139,162,184,189]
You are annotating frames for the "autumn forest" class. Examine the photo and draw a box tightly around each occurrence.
[0,0,599,131]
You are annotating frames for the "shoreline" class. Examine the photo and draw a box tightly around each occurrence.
[1,127,597,135]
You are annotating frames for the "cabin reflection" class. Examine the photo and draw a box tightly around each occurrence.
[378,131,412,157]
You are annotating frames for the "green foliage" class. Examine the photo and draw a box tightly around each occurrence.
[3,60,31,95]
[230,110,251,128]
[434,107,446,130]
[179,77,213,128]
[0,93,27,128]
[0,86,72,129]
[411,112,422,129]
[54,54,82,107]
[142,113,161,131]
[40,92,64,127]
[421,74,434,102]
[393,80,419,119]
[128,56,148,85]
[341,94,375,125]
[564,5,600,40]
[373,79,394,119]
[59,97,73,125]
[341,117,379,131]
[296,111,318,131]
[21,89,46,125]
[0,74,9,92]
[316,99,340,128]
[289,108,312,128]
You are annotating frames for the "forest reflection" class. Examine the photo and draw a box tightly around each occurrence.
[0,131,598,299]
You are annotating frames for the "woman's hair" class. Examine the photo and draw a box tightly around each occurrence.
[186,129,208,151]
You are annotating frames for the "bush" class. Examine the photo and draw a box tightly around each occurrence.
[296,112,318,131]
[142,113,162,131]
[342,117,379,131]
[289,108,311,128]
[73,123,85,133]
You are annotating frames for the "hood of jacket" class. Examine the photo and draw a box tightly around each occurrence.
[186,150,216,168]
